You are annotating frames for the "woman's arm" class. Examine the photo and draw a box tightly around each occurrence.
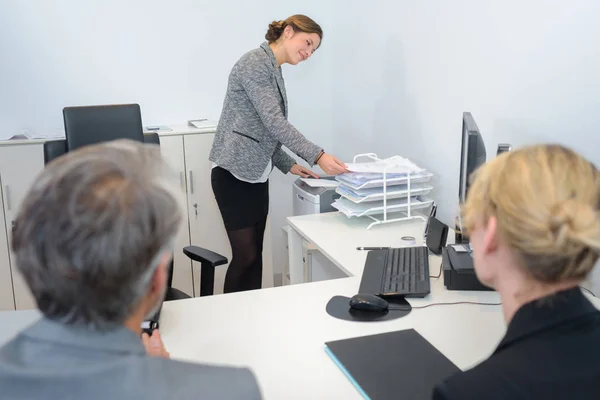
[272,146,296,173]
[235,61,322,165]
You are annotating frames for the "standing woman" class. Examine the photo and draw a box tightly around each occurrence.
[210,15,347,293]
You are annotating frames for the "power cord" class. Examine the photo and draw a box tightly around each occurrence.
[580,286,597,298]
[385,282,594,312]
[388,286,596,311]
[389,301,501,311]
[428,264,596,298]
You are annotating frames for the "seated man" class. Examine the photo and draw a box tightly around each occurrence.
[0,140,262,399]
[433,144,600,399]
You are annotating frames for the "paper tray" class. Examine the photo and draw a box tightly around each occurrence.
[332,196,434,218]
[336,184,433,203]
[336,171,433,190]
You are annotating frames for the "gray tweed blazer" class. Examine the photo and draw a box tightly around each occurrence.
[209,42,322,181]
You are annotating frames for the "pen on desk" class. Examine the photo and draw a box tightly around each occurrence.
[356,246,390,251]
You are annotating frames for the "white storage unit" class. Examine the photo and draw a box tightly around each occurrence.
[0,124,274,310]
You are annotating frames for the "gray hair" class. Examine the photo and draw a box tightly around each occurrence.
[11,139,183,330]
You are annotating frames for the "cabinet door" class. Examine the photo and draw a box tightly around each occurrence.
[0,144,44,310]
[262,215,274,288]
[183,133,274,295]
[158,135,194,297]
[0,177,15,311]
[183,134,231,295]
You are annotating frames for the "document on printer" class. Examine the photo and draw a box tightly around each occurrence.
[300,178,340,188]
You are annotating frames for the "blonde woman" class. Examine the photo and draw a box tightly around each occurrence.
[433,144,600,399]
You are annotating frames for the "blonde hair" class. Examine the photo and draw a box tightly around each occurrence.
[265,14,323,45]
[463,144,600,283]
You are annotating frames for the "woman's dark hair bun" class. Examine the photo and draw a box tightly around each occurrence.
[265,20,286,43]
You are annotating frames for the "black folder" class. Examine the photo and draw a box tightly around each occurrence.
[325,329,460,399]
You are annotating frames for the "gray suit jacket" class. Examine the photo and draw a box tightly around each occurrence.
[0,318,262,400]
[209,42,322,181]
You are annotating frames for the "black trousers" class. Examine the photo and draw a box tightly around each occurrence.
[211,167,268,293]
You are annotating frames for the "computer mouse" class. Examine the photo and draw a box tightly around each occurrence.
[349,293,389,312]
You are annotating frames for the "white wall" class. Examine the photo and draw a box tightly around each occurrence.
[327,0,600,293]
[2,1,600,293]
[0,0,334,281]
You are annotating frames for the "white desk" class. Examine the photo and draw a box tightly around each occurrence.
[160,277,507,399]
[1,212,598,399]
[287,212,445,283]
[0,277,506,400]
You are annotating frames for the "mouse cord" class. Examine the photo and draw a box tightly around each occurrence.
[429,261,443,279]
[388,301,501,311]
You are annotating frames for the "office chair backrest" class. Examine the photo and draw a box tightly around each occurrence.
[43,140,68,164]
[44,133,160,165]
[63,104,144,151]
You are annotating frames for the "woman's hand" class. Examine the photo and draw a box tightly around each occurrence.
[142,329,170,358]
[317,153,348,175]
[290,164,320,178]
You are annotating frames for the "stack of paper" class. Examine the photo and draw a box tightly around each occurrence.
[336,171,433,191]
[299,178,340,188]
[344,155,425,174]
[0,131,65,141]
[333,155,434,219]
[332,196,433,217]
[336,183,433,203]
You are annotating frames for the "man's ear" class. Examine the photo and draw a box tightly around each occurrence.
[483,215,499,256]
[150,252,171,296]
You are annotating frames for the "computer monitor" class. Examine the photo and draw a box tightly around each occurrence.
[458,112,486,205]
[456,112,486,244]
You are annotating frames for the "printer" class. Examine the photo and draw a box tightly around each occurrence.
[442,244,493,291]
[293,177,340,216]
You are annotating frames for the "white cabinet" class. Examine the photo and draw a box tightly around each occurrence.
[262,216,274,288]
[0,127,275,310]
[184,133,231,295]
[0,144,44,310]
[0,178,15,311]
[159,135,194,296]
[183,133,274,295]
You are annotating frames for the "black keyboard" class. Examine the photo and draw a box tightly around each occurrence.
[359,246,431,298]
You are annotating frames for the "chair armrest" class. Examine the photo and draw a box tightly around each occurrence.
[183,246,228,297]
[183,246,228,267]
[165,287,192,301]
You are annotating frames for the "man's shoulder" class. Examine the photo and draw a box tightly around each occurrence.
[145,357,262,399]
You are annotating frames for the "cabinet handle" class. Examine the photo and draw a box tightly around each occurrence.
[5,185,11,211]
[189,170,194,194]
[180,172,185,192]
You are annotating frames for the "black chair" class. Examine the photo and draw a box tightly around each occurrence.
[43,104,228,301]
[63,104,144,151]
